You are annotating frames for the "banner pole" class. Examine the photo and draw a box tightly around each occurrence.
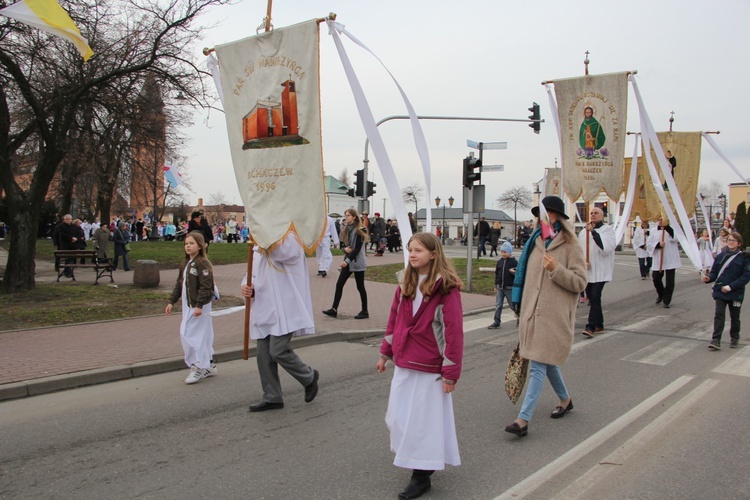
[243,243,254,360]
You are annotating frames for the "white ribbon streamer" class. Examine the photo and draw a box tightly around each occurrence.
[206,53,224,107]
[545,83,565,205]
[696,193,712,239]
[630,75,701,270]
[701,133,749,186]
[327,21,414,266]
[613,135,640,245]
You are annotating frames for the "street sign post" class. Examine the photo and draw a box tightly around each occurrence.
[467,140,507,150]
[481,165,505,172]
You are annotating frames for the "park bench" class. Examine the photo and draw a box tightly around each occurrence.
[54,250,114,285]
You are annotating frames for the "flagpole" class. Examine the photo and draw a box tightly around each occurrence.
[243,242,254,360]
[585,202,590,264]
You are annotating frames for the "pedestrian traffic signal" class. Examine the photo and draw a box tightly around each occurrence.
[355,169,365,197]
[367,180,376,197]
[528,102,541,134]
[463,156,482,188]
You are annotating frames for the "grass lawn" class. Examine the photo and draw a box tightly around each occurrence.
[366,258,497,296]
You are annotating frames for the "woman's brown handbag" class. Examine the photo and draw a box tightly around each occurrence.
[504,343,529,404]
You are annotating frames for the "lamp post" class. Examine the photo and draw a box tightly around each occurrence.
[435,196,454,245]
[718,193,727,222]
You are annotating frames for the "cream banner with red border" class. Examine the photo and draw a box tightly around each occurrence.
[216,20,325,251]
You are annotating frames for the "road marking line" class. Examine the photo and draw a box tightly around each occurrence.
[558,378,720,500]
[712,346,750,377]
[622,339,697,365]
[494,375,694,500]
[570,317,669,354]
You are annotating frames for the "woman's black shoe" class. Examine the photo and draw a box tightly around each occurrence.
[551,399,573,419]
[354,311,369,319]
[322,308,337,318]
[504,421,528,436]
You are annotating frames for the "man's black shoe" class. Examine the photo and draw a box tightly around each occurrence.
[354,311,369,319]
[248,401,284,412]
[321,271,327,278]
[322,308,337,318]
[655,296,663,304]
[398,471,432,499]
[305,370,319,403]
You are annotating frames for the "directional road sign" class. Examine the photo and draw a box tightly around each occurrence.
[466,140,508,150]
[481,164,504,172]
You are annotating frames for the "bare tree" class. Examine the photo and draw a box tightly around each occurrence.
[497,186,533,242]
[402,183,425,214]
[0,0,230,292]
[338,168,351,187]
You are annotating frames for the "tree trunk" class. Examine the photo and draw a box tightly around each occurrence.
[2,204,41,293]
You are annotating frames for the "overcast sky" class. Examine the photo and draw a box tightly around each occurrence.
[180,0,749,220]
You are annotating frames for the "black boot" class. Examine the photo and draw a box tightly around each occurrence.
[398,470,433,499]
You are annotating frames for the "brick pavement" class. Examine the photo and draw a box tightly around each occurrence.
[0,245,495,400]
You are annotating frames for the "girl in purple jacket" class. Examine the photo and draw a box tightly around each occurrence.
[376,232,464,500]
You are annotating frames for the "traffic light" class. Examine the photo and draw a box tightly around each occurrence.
[347,187,355,197]
[528,102,541,134]
[355,169,365,197]
[462,156,482,188]
[367,180,376,197]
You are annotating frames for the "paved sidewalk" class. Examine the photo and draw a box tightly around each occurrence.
[0,245,495,401]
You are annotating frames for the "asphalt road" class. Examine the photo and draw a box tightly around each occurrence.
[1,255,749,499]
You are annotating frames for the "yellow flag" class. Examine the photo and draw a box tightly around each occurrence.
[0,0,93,61]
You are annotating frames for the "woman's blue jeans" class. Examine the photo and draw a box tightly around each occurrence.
[518,360,569,422]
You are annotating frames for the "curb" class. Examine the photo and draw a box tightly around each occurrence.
[0,307,494,402]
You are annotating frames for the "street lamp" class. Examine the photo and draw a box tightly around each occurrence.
[718,193,727,221]
[435,196,454,244]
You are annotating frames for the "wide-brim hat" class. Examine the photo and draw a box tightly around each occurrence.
[531,195,569,219]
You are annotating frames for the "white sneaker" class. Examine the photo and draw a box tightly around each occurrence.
[205,363,218,378]
[184,365,206,384]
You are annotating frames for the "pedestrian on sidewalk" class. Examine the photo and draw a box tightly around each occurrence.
[166,231,217,385]
[702,231,750,350]
[322,208,369,319]
[488,241,518,329]
[112,221,131,271]
[377,232,464,500]
[241,234,319,412]
[505,196,586,438]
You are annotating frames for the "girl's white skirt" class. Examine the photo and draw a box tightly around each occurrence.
[385,366,460,470]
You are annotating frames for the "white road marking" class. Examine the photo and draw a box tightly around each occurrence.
[712,346,750,377]
[494,375,694,500]
[570,316,669,355]
[558,378,720,500]
[622,338,698,365]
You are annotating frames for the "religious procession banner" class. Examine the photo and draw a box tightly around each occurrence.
[215,20,326,251]
[554,72,628,203]
[645,131,702,219]
[543,168,562,198]
[625,155,658,222]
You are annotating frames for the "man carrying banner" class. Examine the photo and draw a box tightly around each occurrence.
[647,217,681,308]
[578,207,616,337]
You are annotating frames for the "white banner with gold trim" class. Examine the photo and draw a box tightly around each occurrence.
[216,20,325,251]
[554,72,628,202]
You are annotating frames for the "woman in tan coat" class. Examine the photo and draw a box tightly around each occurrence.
[505,196,587,437]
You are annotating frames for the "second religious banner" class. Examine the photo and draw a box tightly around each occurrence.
[216,20,326,251]
[554,72,629,203]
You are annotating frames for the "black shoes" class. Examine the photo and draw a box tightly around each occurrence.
[504,421,528,437]
[354,311,369,319]
[551,399,574,419]
[248,401,284,412]
[305,370,319,403]
[708,340,721,350]
[655,296,663,304]
[317,270,327,277]
[398,471,432,499]
[663,303,671,308]
[322,308,337,318]
[730,339,740,348]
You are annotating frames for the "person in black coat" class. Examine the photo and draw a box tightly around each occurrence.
[488,242,518,329]
[702,231,750,350]
[188,211,214,253]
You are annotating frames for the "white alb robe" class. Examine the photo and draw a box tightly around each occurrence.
[647,227,682,271]
[577,223,616,283]
[179,261,214,369]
